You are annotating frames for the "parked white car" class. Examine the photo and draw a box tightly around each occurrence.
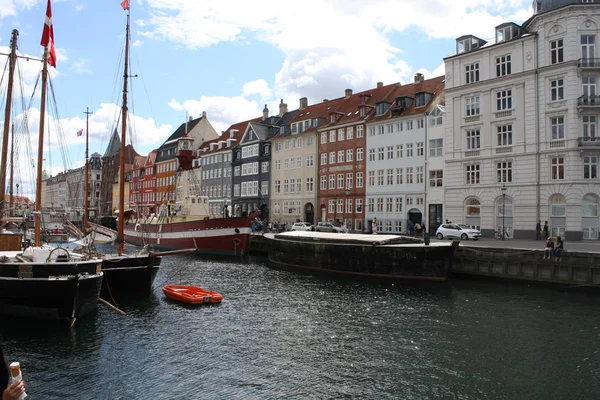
[315,222,344,233]
[436,223,482,240]
[291,222,315,231]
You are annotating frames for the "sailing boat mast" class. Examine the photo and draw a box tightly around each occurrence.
[0,30,18,221]
[118,7,131,256]
[83,107,92,234]
[34,47,49,247]
[9,123,15,217]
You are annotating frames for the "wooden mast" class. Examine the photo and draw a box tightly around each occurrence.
[118,8,131,256]
[9,123,15,217]
[0,30,18,221]
[83,107,92,234]
[34,47,49,247]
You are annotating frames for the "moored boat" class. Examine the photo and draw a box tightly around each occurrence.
[265,231,456,281]
[162,284,223,305]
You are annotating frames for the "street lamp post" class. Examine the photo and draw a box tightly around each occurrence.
[333,195,337,223]
[501,184,507,240]
[344,188,350,231]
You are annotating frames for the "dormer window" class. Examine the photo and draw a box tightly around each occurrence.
[456,35,487,54]
[375,102,390,116]
[359,106,366,117]
[496,23,520,44]
[311,118,320,127]
[415,92,431,108]
[291,123,297,133]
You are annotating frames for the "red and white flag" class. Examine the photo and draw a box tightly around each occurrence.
[120,0,130,10]
[40,0,56,68]
[76,129,83,137]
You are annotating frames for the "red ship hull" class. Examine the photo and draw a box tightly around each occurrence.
[123,213,258,256]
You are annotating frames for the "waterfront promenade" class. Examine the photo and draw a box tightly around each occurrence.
[452,237,600,253]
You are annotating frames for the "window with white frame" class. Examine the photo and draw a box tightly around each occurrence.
[466,164,480,184]
[368,171,375,186]
[497,124,513,146]
[261,161,269,173]
[306,155,314,167]
[261,181,269,195]
[551,157,565,180]
[395,198,403,213]
[465,62,480,84]
[346,173,353,188]
[387,146,394,159]
[346,126,354,140]
[275,160,281,170]
[396,144,403,158]
[320,176,327,190]
[356,172,363,188]
[283,179,289,193]
[496,54,511,77]
[356,148,363,161]
[347,149,353,162]
[496,89,512,110]
[367,198,374,213]
[466,96,480,116]
[466,198,480,217]
[406,143,413,157]
[551,78,564,101]
[337,174,344,188]
[321,132,327,144]
[582,194,599,240]
[329,175,335,189]
[329,152,336,164]
[550,39,564,64]
[584,156,598,179]
[378,147,384,160]
[369,148,375,161]
[466,129,481,149]
[328,200,335,214]
[429,170,443,187]
[329,131,336,142]
[582,76,596,98]
[356,199,363,213]
[234,184,240,196]
[416,167,424,183]
[583,115,597,138]
[338,150,344,163]
[376,198,383,212]
[307,136,313,146]
[497,161,512,183]
[396,168,403,185]
[387,169,393,185]
[275,180,281,193]
[320,153,327,165]
[417,142,424,156]
[377,170,384,186]
[338,129,344,141]
[551,195,566,217]
[406,167,413,184]
[306,177,314,191]
[417,119,424,129]
[386,198,393,213]
[551,116,565,139]
[357,125,364,138]
[581,35,596,60]
[429,107,444,126]
[369,127,376,137]
[430,139,443,156]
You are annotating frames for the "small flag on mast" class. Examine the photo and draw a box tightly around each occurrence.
[77,129,83,137]
[40,0,56,68]
[121,0,130,10]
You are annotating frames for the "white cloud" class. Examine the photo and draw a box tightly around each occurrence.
[71,58,90,73]
[0,0,37,19]
[242,79,271,99]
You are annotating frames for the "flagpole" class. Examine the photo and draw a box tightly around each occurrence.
[83,108,92,235]
[34,47,49,247]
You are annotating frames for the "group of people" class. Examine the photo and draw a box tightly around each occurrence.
[535,220,550,240]
[544,235,564,261]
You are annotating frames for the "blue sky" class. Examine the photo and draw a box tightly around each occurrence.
[0,0,534,197]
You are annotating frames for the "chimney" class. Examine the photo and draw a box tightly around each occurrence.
[262,104,269,120]
[414,73,424,84]
[279,99,288,117]
[299,97,308,110]
[189,115,193,122]
[323,99,329,102]
[345,89,353,98]
[229,129,238,138]
[377,82,383,88]
[202,111,207,118]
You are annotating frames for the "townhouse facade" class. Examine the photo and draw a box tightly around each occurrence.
[365,74,446,235]
[270,98,336,227]
[444,0,600,240]
[317,84,397,232]
[232,105,296,220]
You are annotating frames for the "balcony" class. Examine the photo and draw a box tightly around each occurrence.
[465,150,480,157]
[577,94,600,108]
[495,146,513,154]
[578,58,600,70]
[464,115,480,123]
[578,136,600,149]
[494,109,513,119]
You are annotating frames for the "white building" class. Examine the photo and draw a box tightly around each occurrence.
[443,0,600,241]
[365,74,445,234]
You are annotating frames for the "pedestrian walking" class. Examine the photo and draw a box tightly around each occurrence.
[536,220,542,240]
[543,221,549,240]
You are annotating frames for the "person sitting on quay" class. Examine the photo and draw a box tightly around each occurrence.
[553,236,564,262]
[543,237,554,259]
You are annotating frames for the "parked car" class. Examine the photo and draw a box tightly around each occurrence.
[315,221,344,233]
[291,222,315,231]
[436,223,482,240]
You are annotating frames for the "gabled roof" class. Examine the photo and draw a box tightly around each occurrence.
[199,117,262,155]
[245,109,299,142]
[145,150,157,166]
[368,75,445,123]
[4,195,33,205]
[103,129,121,158]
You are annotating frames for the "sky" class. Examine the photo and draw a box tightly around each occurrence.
[0,0,535,198]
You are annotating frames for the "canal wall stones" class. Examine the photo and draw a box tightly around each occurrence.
[454,246,600,287]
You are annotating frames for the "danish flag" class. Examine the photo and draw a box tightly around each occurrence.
[40,0,56,68]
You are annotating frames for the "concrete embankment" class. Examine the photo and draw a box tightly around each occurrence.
[249,234,600,288]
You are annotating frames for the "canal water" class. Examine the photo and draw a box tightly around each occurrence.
[1,254,599,399]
